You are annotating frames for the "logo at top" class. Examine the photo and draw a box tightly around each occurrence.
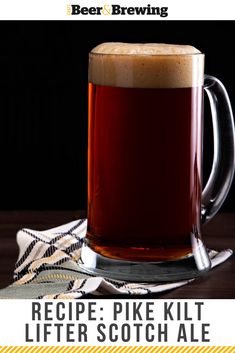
[67,4,168,17]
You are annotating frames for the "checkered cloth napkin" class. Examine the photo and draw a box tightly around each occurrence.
[0,219,233,299]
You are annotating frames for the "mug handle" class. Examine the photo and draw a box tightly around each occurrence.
[202,75,235,224]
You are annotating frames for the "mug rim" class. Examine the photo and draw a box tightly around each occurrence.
[89,51,205,57]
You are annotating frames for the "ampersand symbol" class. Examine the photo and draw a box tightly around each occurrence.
[102,4,112,15]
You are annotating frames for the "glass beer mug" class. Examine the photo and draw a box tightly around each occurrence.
[79,43,235,281]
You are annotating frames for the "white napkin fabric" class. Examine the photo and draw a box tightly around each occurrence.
[1,219,231,299]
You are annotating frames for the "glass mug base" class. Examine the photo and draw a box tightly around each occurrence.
[84,243,192,262]
[78,234,211,282]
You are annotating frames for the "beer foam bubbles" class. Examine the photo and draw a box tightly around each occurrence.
[89,42,204,88]
[91,42,201,56]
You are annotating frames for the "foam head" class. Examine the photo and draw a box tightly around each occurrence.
[89,42,204,88]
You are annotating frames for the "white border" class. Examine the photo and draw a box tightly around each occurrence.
[0,0,234,20]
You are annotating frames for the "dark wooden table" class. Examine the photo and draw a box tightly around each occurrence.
[0,211,234,298]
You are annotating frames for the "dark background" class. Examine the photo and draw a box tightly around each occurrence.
[0,21,234,210]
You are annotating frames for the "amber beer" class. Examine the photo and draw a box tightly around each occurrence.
[87,43,204,261]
